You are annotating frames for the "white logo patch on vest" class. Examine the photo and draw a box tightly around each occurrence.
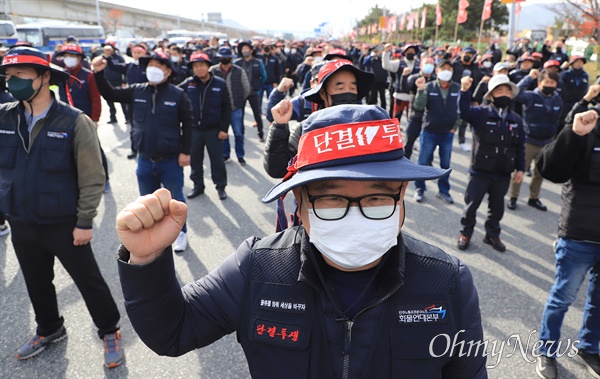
[398,303,448,325]
[164,101,177,106]
[211,88,221,92]
[0,129,15,135]
[134,98,147,103]
[486,121,496,126]
[258,297,307,314]
[594,147,600,151]
[47,131,69,139]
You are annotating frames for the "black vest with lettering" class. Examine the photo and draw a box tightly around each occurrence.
[422,81,461,134]
[235,57,262,92]
[237,228,465,378]
[471,107,522,175]
[131,83,184,157]
[0,100,81,224]
[522,89,562,140]
[559,128,600,242]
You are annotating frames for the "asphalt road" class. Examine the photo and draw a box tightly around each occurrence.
[0,98,593,379]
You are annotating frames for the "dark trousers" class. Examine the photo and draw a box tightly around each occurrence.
[190,128,227,190]
[458,120,469,144]
[10,219,120,338]
[245,92,264,138]
[0,211,5,224]
[404,119,422,160]
[368,82,387,110]
[107,100,117,121]
[100,147,109,182]
[460,174,511,238]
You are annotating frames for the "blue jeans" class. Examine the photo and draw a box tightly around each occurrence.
[136,156,187,233]
[258,83,274,113]
[223,108,244,159]
[414,130,454,194]
[538,237,600,356]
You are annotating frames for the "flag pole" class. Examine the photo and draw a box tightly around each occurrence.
[477,17,485,53]
[454,18,459,43]
[435,24,439,45]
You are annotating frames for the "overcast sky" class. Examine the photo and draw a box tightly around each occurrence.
[105,0,558,38]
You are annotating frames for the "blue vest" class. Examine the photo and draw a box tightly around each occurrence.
[58,66,92,118]
[522,89,562,140]
[263,55,279,84]
[131,83,184,157]
[394,59,420,93]
[422,81,461,134]
[0,100,81,224]
[235,57,262,92]
[127,63,147,85]
[238,229,468,378]
[182,74,227,129]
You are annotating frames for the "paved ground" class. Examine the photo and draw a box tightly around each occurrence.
[0,97,593,378]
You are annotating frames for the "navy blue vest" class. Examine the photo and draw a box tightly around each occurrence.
[58,66,93,118]
[235,57,262,91]
[131,83,184,157]
[522,89,562,139]
[238,229,465,378]
[422,81,461,134]
[394,59,420,94]
[263,55,279,84]
[0,100,81,224]
[183,75,226,129]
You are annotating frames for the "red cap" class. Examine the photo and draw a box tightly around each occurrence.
[531,52,543,59]
[59,44,84,56]
[569,55,586,64]
[543,59,561,69]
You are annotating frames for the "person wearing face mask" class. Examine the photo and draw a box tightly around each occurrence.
[178,51,231,201]
[168,45,190,86]
[451,47,482,152]
[210,46,251,166]
[115,104,487,379]
[92,49,193,252]
[105,44,149,159]
[472,62,509,106]
[0,46,124,368]
[234,41,267,142]
[457,75,525,252]
[100,43,125,123]
[549,43,569,65]
[55,44,111,194]
[382,43,420,124]
[258,44,281,116]
[265,59,374,179]
[479,55,494,77]
[401,57,437,159]
[203,36,221,65]
[508,69,563,211]
[283,43,303,96]
[412,59,462,204]
[509,53,535,117]
[560,56,589,133]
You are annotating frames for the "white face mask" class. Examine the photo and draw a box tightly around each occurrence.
[146,66,165,84]
[482,61,492,68]
[170,55,180,63]
[307,207,399,270]
[63,56,79,68]
[133,59,139,65]
[437,69,453,82]
[284,47,291,54]
[291,48,297,54]
[313,56,323,63]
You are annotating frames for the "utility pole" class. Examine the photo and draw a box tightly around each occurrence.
[95,0,101,27]
[382,6,387,42]
[507,0,516,51]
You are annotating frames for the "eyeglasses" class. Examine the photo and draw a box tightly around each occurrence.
[303,187,402,221]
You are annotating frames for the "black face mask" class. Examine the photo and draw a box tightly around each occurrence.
[492,95,511,109]
[463,55,472,63]
[541,86,556,96]
[329,92,357,107]
[220,58,232,65]
[572,67,583,74]
[405,53,415,60]
[556,47,562,54]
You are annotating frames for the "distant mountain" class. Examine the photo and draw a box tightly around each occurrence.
[517,3,556,32]
[221,19,249,31]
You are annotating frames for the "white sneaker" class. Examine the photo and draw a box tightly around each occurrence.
[459,143,471,152]
[414,188,424,203]
[173,231,187,252]
[0,223,9,237]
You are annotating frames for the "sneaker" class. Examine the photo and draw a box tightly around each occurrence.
[126,151,137,160]
[217,188,227,200]
[103,181,111,194]
[414,188,424,203]
[574,349,600,379]
[528,198,548,211]
[436,192,454,204]
[16,326,67,360]
[459,142,471,152]
[507,197,517,210]
[259,137,265,143]
[457,234,470,250]
[186,187,204,199]
[536,355,557,379]
[238,158,247,166]
[173,231,187,252]
[0,222,9,237]
[103,331,124,368]
[483,235,506,252]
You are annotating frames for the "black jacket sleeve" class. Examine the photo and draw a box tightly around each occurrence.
[264,122,293,178]
[94,70,134,104]
[535,121,589,183]
[178,92,193,155]
[117,238,257,356]
[220,85,232,133]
